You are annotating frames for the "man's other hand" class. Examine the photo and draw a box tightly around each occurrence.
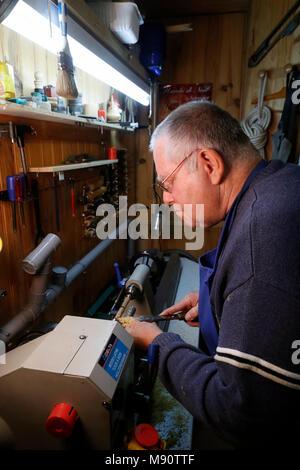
[125,319,162,350]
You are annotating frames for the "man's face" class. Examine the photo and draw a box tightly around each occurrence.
[153,137,220,228]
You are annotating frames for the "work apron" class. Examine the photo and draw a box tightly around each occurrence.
[198,159,267,355]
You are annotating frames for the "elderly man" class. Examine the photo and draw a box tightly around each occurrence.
[125,101,300,448]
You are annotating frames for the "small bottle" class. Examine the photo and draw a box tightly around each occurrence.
[31,92,42,108]
[107,93,122,122]
[0,62,15,99]
[40,95,51,112]
[34,71,44,97]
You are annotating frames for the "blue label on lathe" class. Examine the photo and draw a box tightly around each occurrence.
[99,334,128,381]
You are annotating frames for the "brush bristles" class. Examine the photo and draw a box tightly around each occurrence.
[56,45,78,98]
[56,69,78,99]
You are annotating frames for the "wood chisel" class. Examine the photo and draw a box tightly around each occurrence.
[248,0,300,67]
[136,311,187,322]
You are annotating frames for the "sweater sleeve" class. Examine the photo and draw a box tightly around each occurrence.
[152,276,300,447]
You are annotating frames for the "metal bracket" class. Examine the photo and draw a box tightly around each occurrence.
[0,290,7,301]
[0,122,36,143]
[0,123,11,140]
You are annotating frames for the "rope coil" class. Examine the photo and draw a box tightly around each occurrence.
[241,73,271,159]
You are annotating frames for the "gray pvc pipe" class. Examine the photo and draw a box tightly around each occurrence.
[22,234,61,274]
[45,221,129,308]
[0,222,129,344]
[0,258,52,344]
[43,235,118,306]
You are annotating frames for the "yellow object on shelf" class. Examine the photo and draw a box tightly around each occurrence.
[0,62,15,99]
[0,237,2,252]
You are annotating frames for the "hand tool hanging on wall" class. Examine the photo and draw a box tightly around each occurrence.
[53,175,60,232]
[6,175,25,232]
[271,65,300,162]
[6,176,17,233]
[248,0,300,67]
[31,179,45,246]
[15,176,26,228]
[70,178,75,217]
[9,123,34,196]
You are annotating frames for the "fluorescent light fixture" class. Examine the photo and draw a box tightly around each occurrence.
[1,0,150,105]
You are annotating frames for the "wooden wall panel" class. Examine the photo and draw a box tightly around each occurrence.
[136,13,247,259]
[162,12,247,119]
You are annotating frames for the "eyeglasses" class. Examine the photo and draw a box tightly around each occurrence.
[157,148,201,193]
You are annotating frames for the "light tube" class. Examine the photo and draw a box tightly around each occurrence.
[2,0,150,105]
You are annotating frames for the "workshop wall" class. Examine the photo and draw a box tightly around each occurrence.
[0,25,137,328]
[0,117,136,328]
[136,12,248,258]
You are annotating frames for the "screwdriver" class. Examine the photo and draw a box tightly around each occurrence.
[70,178,75,217]
[15,176,26,228]
[6,174,25,232]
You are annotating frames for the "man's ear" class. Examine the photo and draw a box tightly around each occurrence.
[197,148,224,185]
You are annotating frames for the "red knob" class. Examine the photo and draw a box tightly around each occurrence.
[134,423,159,448]
[46,403,78,439]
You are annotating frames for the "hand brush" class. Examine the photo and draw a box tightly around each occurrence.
[56,0,78,99]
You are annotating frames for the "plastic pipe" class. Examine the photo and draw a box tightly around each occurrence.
[0,257,52,344]
[0,222,128,344]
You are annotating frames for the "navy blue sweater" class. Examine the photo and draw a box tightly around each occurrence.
[153,160,300,448]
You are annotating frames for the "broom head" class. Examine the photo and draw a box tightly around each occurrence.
[56,50,78,99]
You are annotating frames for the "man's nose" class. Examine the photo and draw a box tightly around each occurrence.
[163,190,173,205]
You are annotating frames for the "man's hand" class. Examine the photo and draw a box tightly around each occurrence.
[160,291,200,327]
[125,319,162,350]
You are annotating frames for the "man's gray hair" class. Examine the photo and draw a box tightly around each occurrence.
[150,101,259,170]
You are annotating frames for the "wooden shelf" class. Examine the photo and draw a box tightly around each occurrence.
[0,100,134,132]
[25,159,118,177]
